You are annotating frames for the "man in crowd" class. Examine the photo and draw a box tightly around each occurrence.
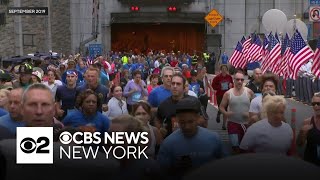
[0,88,24,138]
[248,73,278,125]
[76,67,109,112]
[219,71,254,154]
[245,68,262,96]
[148,66,174,108]
[55,70,78,119]
[211,65,233,130]
[157,96,224,178]
[12,63,33,89]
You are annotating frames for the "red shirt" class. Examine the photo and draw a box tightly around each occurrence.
[211,73,233,97]
[183,70,191,79]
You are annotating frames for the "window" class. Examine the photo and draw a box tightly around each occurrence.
[0,13,5,26]
[23,34,35,46]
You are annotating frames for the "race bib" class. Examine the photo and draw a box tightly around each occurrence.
[132,92,142,102]
[221,82,229,91]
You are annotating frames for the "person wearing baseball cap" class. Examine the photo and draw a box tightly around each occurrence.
[157,96,224,178]
[0,70,12,90]
[12,63,33,89]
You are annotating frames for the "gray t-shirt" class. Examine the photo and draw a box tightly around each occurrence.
[240,119,293,155]
[249,95,262,114]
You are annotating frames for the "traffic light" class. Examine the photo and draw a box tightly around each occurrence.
[167,6,177,12]
[130,6,139,11]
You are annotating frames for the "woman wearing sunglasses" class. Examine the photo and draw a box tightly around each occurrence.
[297,92,320,166]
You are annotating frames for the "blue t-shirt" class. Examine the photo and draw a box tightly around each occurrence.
[0,108,8,117]
[100,71,109,86]
[0,114,25,134]
[221,54,229,64]
[157,127,224,169]
[62,110,110,133]
[148,86,172,107]
[55,85,77,112]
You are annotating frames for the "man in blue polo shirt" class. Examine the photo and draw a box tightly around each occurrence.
[148,66,174,108]
[76,67,109,112]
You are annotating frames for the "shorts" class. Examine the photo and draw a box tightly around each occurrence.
[227,121,248,147]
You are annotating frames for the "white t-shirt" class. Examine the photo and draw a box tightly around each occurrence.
[249,95,262,114]
[154,60,160,68]
[240,118,293,155]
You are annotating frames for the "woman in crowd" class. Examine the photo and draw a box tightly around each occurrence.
[104,85,128,120]
[63,89,110,133]
[123,70,148,113]
[132,101,163,158]
[120,69,130,90]
[240,95,294,155]
[147,74,159,94]
[31,67,44,84]
[42,69,63,97]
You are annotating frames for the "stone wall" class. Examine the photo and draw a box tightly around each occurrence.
[51,0,71,55]
[0,0,71,57]
[0,1,15,57]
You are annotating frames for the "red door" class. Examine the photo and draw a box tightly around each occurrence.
[111,23,204,53]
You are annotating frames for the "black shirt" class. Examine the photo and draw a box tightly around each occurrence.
[304,116,320,166]
[245,80,261,94]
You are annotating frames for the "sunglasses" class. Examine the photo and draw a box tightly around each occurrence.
[235,78,244,81]
[312,102,320,106]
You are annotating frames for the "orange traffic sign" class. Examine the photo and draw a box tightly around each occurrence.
[205,9,223,27]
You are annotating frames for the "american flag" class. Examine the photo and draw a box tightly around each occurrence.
[229,42,246,68]
[312,37,320,78]
[262,35,269,58]
[288,30,314,79]
[242,36,252,62]
[276,33,290,77]
[240,36,246,44]
[246,36,263,62]
[261,33,281,73]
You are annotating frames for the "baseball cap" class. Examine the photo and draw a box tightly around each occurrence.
[18,63,33,74]
[190,69,198,76]
[176,96,201,114]
[0,69,12,82]
[32,67,44,81]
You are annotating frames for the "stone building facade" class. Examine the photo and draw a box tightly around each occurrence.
[0,0,311,58]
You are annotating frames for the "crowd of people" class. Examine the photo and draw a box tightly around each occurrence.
[0,50,319,179]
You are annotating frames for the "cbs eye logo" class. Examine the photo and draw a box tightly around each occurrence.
[59,132,72,144]
[20,137,50,154]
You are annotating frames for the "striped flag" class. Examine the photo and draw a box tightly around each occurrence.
[288,30,314,79]
[262,35,269,58]
[241,36,246,44]
[277,33,290,77]
[261,33,281,73]
[312,37,320,78]
[242,36,252,62]
[229,42,246,68]
[246,36,263,62]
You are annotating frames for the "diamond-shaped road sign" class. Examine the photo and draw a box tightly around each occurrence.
[205,9,223,27]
